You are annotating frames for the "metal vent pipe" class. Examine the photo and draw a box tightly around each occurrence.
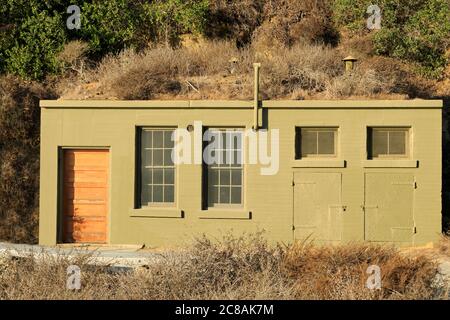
[253,63,261,131]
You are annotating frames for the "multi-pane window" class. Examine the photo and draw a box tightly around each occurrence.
[205,129,243,208]
[368,127,410,159]
[295,127,337,159]
[139,128,175,207]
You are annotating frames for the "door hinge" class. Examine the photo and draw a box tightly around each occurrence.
[414,181,417,189]
[292,181,295,186]
[292,225,295,231]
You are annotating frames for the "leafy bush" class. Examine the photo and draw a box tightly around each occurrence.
[139,0,209,46]
[0,1,68,79]
[79,0,138,55]
[333,0,450,78]
[5,10,66,80]
[0,0,210,79]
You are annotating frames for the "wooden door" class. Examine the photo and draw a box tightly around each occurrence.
[62,149,109,243]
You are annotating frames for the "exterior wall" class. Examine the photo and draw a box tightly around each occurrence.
[39,100,442,247]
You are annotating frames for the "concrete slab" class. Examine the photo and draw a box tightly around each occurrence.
[0,242,168,269]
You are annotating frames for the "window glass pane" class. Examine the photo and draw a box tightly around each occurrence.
[372,130,388,157]
[153,149,163,166]
[318,131,335,154]
[370,128,409,158]
[219,186,230,204]
[153,131,164,148]
[142,167,152,185]
[153,185,163,202]
[231,150,242,167]
[164,168,174,185]
[221,149,228,166]
[231,170,242,186]
[142,149,152,166]
[164,131,174,148]
[208,132,218,148]
[208,169,218,186]
[299,128,337,157]
[389,131,406,155]
[153,168,163,184]
[164,149,173,166]
[142,130,152,148]
[301,130,317,157]
[208,150,217,166]
[220,169,230,185]
[141,184,152,205]
[220,131,228,149]
[231,187,242,204]
[208,186,219,206]
[227,132,242,150]
[164,186,174,203]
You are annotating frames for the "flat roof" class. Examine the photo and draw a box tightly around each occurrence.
[40,99,443,109]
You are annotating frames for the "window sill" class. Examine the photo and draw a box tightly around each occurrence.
[362,160,418,168]
[129,208,184,218]
[198,210,252,220]
[291,159,346,168]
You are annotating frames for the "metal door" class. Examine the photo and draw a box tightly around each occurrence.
[293,173,343,241]
[364,173,415,242]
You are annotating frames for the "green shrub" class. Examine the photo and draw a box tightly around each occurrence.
[333,0,450,78]
[376,0,450,78]
[5,10,66,80]
[0,0,210,78]
[79,0,137,55]
[138,0,209,46]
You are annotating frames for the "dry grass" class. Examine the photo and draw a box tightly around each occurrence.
[59,39,424,101]
[0,234,445,300]
[439,234,450,256]
[284,242,442,299]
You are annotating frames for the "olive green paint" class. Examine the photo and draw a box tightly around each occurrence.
[39,100,443,247]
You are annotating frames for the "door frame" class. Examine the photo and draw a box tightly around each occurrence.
[57,146,111,244]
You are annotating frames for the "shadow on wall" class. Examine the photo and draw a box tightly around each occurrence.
[442,96,450,234]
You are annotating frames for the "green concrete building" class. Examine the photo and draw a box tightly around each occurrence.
[39,99,443,247]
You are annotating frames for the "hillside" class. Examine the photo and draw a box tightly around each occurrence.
[57,37,445,101]
[0,0,449,243]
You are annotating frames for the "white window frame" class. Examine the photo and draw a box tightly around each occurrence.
[139,127,176,208]
[204,128,244,209]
